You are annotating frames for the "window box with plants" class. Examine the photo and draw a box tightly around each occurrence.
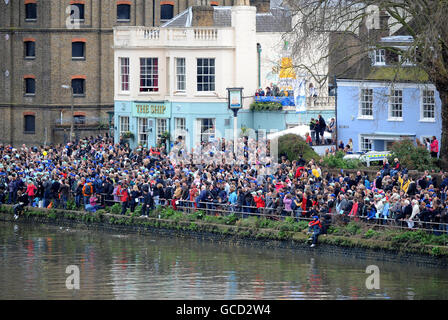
[121,131,134,140]
[250,101,283,111]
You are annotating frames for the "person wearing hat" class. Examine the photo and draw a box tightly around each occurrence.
[308,215,322,248]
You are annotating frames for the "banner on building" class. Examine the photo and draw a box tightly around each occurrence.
[293,78,306,113]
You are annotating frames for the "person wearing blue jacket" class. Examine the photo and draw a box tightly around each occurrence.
[367,205,377,222]
[381,199,390,225]
[228,187,238,212]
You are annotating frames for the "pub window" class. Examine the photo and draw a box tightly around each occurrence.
[25,3,37,21]
[119,116,130,134]
[138,118,148,146]
[160,4,174,20]
[24,41,35,58]
[72,42,85,59]
[117,4,131,21]
[24,115,36,134]
[157,118,167,138]
[72,78,85,96]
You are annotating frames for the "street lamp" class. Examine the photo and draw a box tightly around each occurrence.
[61,84,74,142]
[257,43,262,89]
[227,87,243,155]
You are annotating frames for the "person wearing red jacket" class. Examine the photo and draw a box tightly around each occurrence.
[430,136,439,158]
[308,216,322,248]
[295,166,305,179]
[349,198,359,217]
[189,183,199,209]
[118,183,129,215]
[25,181,37,206]
[253,190,265,214]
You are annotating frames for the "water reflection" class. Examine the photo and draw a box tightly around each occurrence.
[0,222,447,300]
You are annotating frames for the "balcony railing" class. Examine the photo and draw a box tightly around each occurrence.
[114,26,235,48]
[306,96,336,108]
[54,117,111,128]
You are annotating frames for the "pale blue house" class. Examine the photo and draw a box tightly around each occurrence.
[336,79,442,153]
[335,32,442,153]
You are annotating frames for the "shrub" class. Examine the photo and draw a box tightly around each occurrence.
[392,230,429,244]
[322,151,363,169]
[96,209,107,215]
[224,213,238,225]
[204,215,225,224]
[431,246,442,256]
[346,222,362,235]
[131,205,142,217]
[276,134,320,162]
[109,203,121,215]
[256,218,275,229]
[236,216,259,228]
[364,229,380,239]
[389,139,439,171]
[66,199,77,211]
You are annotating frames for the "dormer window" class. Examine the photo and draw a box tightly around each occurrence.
[373,49,385,66]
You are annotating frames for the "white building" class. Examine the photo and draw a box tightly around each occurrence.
[113,3,334,149]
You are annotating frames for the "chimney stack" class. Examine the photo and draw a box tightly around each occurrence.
[234,0,250,5]
[192,0,214,27]
[379,10,390,36]
[250,0,270,13]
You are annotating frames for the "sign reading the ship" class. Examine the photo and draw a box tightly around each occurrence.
[132,101,171,118]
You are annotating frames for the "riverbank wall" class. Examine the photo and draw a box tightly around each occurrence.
[1,205,448,268]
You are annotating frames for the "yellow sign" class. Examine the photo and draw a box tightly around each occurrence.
[136,104,166,114]
[132,102,171,118]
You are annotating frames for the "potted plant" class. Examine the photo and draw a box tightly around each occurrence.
[159,131,171,148]
[121,131,134,140]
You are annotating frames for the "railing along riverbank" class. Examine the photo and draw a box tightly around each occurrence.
[19,192,448,235]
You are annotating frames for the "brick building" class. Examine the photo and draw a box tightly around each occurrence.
[0,0,244,146]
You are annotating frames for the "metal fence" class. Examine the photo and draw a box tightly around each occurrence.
[39,191,448,234]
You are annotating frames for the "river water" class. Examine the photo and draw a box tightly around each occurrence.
[0,222,447,300]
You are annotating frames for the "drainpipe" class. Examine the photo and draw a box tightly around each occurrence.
[257,43,262,88]
[334,75,338,147]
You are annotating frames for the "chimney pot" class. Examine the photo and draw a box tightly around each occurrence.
[250,0,270,13]
[192,5,215,27]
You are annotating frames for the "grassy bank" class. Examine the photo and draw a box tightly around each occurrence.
[1,204,448,258]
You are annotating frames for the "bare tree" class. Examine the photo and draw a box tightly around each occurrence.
[284,0,448,166]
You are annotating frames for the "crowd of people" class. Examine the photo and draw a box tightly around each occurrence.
[1,135,448,248]
[255,84,287,97]
[306,115,336,146]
